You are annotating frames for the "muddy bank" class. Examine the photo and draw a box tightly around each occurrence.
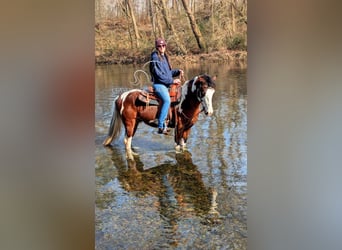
[95,49,247,67]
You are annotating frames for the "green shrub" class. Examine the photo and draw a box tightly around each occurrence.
[228,35,247,50]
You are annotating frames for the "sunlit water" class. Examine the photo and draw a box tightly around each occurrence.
[95,63,247,249]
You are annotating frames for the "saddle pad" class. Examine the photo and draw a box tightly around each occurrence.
[137,91,159,105]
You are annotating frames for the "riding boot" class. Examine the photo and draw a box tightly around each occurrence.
[158,128,170,135]
[158,121,171,135]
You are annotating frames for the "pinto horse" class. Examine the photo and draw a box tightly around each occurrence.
[103,74,216,159]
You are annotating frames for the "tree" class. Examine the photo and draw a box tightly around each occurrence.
[123,0,141,48]
[180,0,207,52]
[159,0,187,54]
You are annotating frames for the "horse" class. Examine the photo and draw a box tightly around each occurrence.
[103,74,216,160]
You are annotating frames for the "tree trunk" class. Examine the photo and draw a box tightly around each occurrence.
[231,2,236,33]
[159,0,187,54]
[149,0,157,37]
[211,0,215,35]
[180,0,207,52]
[152,0,164,38]
[125,0,140,48]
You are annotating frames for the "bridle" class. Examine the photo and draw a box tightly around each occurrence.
[176,76,208,121]
[174,75,215,141]
[193,76,211,103]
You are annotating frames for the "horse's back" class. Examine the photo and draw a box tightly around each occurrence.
[116,89,142,111]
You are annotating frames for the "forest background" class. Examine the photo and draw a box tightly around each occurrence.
[95,0,247,66]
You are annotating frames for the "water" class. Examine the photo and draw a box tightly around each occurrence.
[95,62,247,249]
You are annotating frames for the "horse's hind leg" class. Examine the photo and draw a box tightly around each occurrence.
[124,120,139,160]
[124,136,136,160]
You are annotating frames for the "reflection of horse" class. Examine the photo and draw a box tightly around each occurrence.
[103,75,216,160]
[113,150,216,217]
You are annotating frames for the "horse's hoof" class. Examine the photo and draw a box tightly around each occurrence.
[175,145,182,152]
[126,149,138,160]
[126,153,134,161]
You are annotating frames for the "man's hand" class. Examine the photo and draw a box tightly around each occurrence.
[173,78,181,84]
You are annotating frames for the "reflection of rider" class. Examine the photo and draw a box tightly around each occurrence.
[150,38,183,135]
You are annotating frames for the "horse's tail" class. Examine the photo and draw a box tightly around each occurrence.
[103,99,122,146]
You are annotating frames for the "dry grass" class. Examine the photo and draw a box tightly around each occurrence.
[95,13,247,65]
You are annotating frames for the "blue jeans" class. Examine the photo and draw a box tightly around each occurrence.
[154,84,170,129]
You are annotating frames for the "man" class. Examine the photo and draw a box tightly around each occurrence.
[150,38,183,134]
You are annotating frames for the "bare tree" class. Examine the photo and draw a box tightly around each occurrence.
[126,0,140,48]
[180,0,207,52]
[159,0,187,54]
[151,0,165,38]
[148,0,156,37]
[95,0,247,63]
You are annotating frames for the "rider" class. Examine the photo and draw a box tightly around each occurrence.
[150,38,183,134]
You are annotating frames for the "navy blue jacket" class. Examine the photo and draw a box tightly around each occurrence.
[150,51,180,87]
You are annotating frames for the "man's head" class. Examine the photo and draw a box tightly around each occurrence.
[155,38,166,49]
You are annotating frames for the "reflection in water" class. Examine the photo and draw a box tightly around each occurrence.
[129,153,215,210]
[101,148,221,248]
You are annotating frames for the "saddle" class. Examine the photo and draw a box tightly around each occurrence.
[137,84,182,128]
[137,84,182,106]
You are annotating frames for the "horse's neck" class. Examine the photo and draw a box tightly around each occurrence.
[178,80,200,113]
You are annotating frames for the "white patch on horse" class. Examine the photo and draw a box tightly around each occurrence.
[178,80,190,113]
[191,76,198,93]
[119,89,141,115]
[202,88,215,115]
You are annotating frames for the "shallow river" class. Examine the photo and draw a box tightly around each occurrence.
[95,62,247,249]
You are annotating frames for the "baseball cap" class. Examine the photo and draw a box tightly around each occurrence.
[155,38,166,47]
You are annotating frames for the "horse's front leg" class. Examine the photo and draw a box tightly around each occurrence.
[179,128,192,150]
[174,124,187,151]
[181,128,192,148]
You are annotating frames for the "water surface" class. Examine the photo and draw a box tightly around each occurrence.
[95,63,247,249]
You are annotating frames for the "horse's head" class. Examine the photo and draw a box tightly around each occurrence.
[193,74,216,116]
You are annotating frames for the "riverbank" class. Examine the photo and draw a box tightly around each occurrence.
[172,50,247,68]
[96,49,247,69]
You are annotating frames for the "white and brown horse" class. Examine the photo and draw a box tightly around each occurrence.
[103,74,216,159]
